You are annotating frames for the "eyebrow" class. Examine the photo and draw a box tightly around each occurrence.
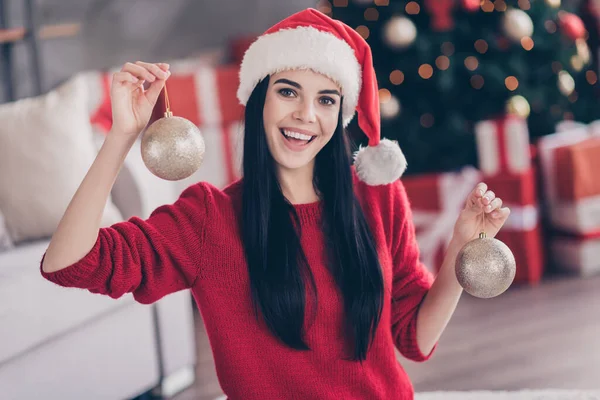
[274,78,341,97]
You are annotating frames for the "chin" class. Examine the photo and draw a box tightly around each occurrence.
[272,150,315,172]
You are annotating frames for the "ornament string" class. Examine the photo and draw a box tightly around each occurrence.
[480,200,486,239]
[163,84,173,117]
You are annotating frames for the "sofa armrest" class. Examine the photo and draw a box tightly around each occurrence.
[152,291,197,397]
[110,138,181,219]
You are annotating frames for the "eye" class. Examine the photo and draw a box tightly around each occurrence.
[320,96,336,106]
[278,88,296,98]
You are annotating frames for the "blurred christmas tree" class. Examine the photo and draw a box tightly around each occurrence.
[323,0,599,175]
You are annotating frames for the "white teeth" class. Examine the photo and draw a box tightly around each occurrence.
[283,129,312,141]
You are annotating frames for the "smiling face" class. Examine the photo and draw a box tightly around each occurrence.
[262,69,342,175]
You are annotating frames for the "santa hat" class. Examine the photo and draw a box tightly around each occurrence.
[237,8,407,185]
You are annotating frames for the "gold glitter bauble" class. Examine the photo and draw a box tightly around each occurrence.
[455,235,516,298]
[141,113,205,181]
[506,95,531,118]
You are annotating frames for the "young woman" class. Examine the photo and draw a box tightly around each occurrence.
[41,8,510,400]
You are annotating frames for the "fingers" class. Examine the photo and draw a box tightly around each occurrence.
[134,61,170,80]
[467,182,488,209]
[485,197,502,213]
[144,78,167,106]
[481,190,495,206]
[467,182,511,221]
[119,61,169,83]
[491,207,511,219]
[112,71,140,85]
[475,182,488,198]
[112,61,171,98]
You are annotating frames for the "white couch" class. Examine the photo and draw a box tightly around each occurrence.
[0,136,199,400]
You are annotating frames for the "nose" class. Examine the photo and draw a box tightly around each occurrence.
[293,98,316,124]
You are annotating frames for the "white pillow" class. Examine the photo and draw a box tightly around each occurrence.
[0,74,123,243]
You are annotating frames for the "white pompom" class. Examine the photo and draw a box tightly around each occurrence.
[354,138,407,186]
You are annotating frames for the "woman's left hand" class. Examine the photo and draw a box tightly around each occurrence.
[452,182,511,246]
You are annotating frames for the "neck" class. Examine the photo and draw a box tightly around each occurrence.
[277,161,319,204]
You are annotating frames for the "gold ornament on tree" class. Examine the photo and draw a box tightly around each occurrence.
[383,16,417,49]
[557,70,575,96]
[506,95,531,118]
[566,39,591,72]
[141,84,206,181]
[380,94,401,119]
[455,212,516,298]
[502,9,534,42]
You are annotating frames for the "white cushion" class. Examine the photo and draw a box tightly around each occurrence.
[0,240,133,365]
[416,390,600,399]
[0,74,123,243]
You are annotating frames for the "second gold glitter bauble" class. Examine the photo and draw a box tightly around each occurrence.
[455,235,516,298]
[141,113,205,181]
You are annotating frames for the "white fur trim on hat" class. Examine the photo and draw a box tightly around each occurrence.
[237,26,361,127]
[354,139,407,185]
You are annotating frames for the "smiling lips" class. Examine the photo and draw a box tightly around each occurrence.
[280,128,317,151]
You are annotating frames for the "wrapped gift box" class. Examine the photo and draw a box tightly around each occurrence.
[550,232,600,277]
[170,122,244,191]
[89,64,244,134]
[404,166,544,284]
[403,166,483,274]
[475,114,532,177]
[538,125,600,234]
[82,65,245,190]
[147,66,245,189]
[486,169,545,285]
[151,64,243,127]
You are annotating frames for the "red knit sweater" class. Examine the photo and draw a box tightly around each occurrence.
[41,173,436,399]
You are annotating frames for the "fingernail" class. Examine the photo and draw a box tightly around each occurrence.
[492,211,499,217]
[486,205,492,211]
[483,195,490,202]
[479,189,484,196]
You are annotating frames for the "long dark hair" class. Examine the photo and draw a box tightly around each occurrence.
[241,75,384,362]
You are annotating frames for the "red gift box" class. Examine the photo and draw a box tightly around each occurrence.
[404,166,544,285]
[230,35,257,65]
[550,231,600,276]
[89,65,244,134]
[83,66,245,190]
[538,125,600,234]
[170,122,243,190]
[152,64,243,127]
[403,167,482,274]
[554,137,600,201]
[475,114,531,177]
[486,169,545,285]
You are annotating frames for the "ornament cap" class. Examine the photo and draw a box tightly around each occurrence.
[479,232,486,239]
[164,111,173,118]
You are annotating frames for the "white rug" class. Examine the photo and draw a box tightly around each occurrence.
[215,390,600,399]
[416,390,600,400]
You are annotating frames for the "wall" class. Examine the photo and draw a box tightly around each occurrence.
[1,0,315,102]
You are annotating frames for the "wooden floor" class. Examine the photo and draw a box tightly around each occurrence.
[173,273,600,400]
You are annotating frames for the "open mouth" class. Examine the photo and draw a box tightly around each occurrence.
[279,129,316,145]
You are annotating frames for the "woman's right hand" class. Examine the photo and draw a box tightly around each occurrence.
[109,61,171,138]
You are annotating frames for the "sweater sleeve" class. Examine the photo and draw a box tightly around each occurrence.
[40,183,211,304]
[388,179,437,362]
